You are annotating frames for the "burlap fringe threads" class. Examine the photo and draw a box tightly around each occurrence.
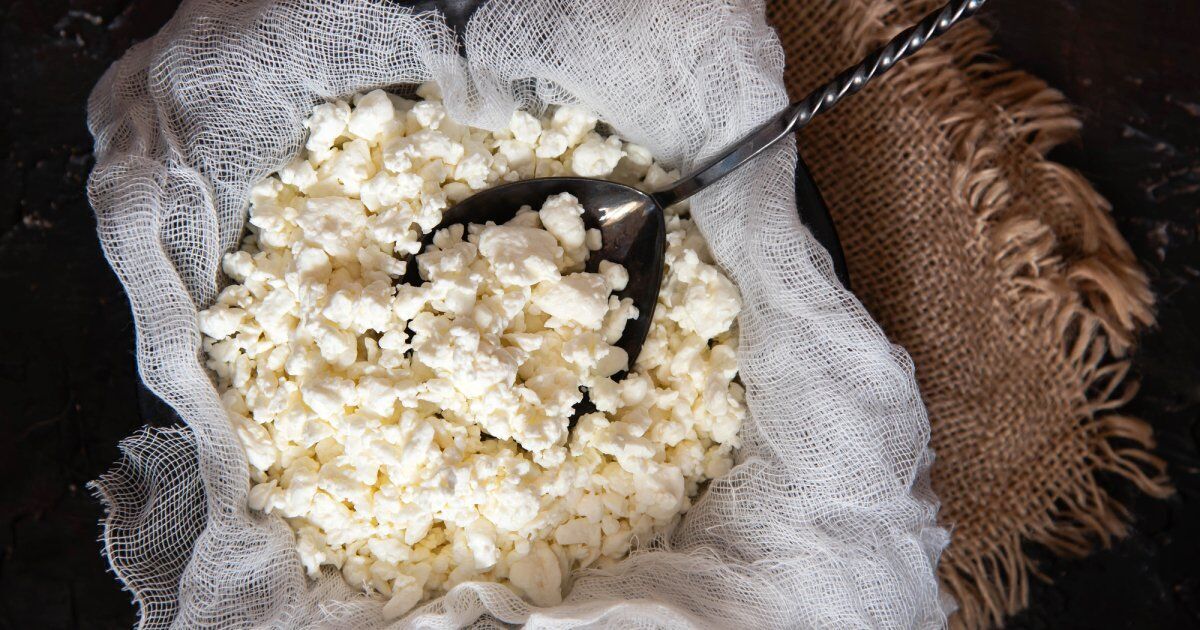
[770,1,1173,627]
[928,21,1171,629]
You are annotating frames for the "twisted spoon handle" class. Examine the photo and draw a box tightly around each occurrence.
[653,0,986,208]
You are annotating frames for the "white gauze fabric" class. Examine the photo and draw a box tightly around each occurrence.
[86,0,950,627]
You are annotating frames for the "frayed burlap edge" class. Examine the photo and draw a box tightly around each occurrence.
[909,20,1172,629]
[772,2,1172,627]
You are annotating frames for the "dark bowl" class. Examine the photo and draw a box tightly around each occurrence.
[795,157,849,288]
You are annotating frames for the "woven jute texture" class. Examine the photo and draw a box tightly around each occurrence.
[767,1,1173,627]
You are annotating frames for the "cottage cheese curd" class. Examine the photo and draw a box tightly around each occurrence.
[200,86,745,618]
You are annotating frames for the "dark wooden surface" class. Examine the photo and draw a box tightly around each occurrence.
[984,2,1200,628]
[0,1,1196,628]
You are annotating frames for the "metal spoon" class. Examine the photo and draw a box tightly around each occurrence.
[405,0,985,369]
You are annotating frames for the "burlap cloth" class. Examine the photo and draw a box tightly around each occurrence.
[766,1,1173,627]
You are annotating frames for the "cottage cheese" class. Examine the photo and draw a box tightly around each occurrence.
[200,87,745,619]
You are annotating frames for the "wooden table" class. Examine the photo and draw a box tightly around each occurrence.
[985,2,1200,628]
[0,1,1195,627]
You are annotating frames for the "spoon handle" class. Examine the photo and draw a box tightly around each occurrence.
[652,0,986,208]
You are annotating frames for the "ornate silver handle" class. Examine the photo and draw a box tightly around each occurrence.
[653,0,986,208]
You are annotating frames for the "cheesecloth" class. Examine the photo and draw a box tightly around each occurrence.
[86,0,950,627]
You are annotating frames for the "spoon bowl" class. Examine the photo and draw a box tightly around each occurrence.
[403,177,666,368]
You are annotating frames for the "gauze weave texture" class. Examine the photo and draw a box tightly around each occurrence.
[87,0,949,627]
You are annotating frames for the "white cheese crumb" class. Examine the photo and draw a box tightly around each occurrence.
[507,541,563,607]
[382,574,424,620]
[570,133,625,177]
[538,192,587,250]
[598,260,629,291]
[532,273,610,330]
[509,110,542,145]
[477,225,562,287]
